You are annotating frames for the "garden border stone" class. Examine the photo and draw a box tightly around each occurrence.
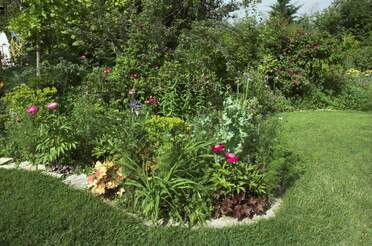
[0,157,13,165]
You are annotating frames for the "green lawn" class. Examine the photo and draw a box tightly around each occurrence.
[1,111,371,245]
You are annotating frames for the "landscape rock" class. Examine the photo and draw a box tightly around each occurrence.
[0,157,13,166]
[18,161,32,170]
[0,163,17,170]
[63,174,88,190]
[42,171,63,179]
[17,162,46,171]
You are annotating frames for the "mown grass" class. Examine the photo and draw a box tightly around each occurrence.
[1,111,371,245]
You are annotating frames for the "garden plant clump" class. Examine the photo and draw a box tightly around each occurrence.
[0,0,371,229]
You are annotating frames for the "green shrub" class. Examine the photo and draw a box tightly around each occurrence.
[2,84,57,116]
[214,96,260,161]
[144,115,190,147]
[35,114,77,165]
[155,60,225,116]
[122,134,213,225]
[69,96,148,164]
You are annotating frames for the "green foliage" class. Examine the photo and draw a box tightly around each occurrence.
[155,60,225,116]
[35,114,77,165]
[92,134,122,161]
[124,160,211,225]
[269,0,301,23]
[145,116,190,148]
[209,160,266,196]
[215,97,259,159]
[2,84,56,115]
[316,0,372,38]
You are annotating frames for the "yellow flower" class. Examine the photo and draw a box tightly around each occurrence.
[117,167,124,176]
[106,180,119,189]
[91,182,106,195]
[115,175,125,183]
[103,160,114,169]
[117,188,125,197]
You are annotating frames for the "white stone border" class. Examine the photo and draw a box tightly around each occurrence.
[0,157,87,189]
[141,198,283,229]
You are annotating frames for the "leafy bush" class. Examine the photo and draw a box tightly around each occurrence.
[2,84,57,116]
[35,113,77,165]
[155,60,225,116]
[144,116,190,148]
[125,163,211,225]
[1,85,77,164]
[214,96,261,161]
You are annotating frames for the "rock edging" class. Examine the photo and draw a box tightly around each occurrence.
[0,157,88,190]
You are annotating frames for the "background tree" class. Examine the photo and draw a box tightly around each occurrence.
[316,0,372,38]
[269,0,301,23]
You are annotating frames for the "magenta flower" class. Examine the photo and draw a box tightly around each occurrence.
[225,153,239,163]
[103,67,113,74]
[145,96,160,106]
[47,102,58,110]
[26,105,39,115]
[211,144,225,153]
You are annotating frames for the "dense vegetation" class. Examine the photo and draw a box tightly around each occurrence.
[0,0,371,226]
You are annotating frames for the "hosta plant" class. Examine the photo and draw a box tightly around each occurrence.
[87,161,125,199]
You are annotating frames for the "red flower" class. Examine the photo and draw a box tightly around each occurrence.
[211,144,225,153]
[225,153,239,163]
[145,96,160,106]
[104,67,113,74]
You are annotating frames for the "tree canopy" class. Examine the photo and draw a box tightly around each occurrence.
[269,0,301,23]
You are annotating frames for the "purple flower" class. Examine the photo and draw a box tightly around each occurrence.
[129,101,142,110]
[26,105,39,115]
[47,102,58,110]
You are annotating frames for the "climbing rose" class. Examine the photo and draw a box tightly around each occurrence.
[225,153,239,163]
[47,102,58,110]
[26,105,39,115]
[211,144,225,153]
[145,96,159,106]
[103,67,113,74]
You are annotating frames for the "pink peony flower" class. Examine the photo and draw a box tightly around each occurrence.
[26,105,39,115]
[225,153,239,163]
[211,144,225,153]
[47,102,58,110]
[145,96,160,106]
[103,67,113,74]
